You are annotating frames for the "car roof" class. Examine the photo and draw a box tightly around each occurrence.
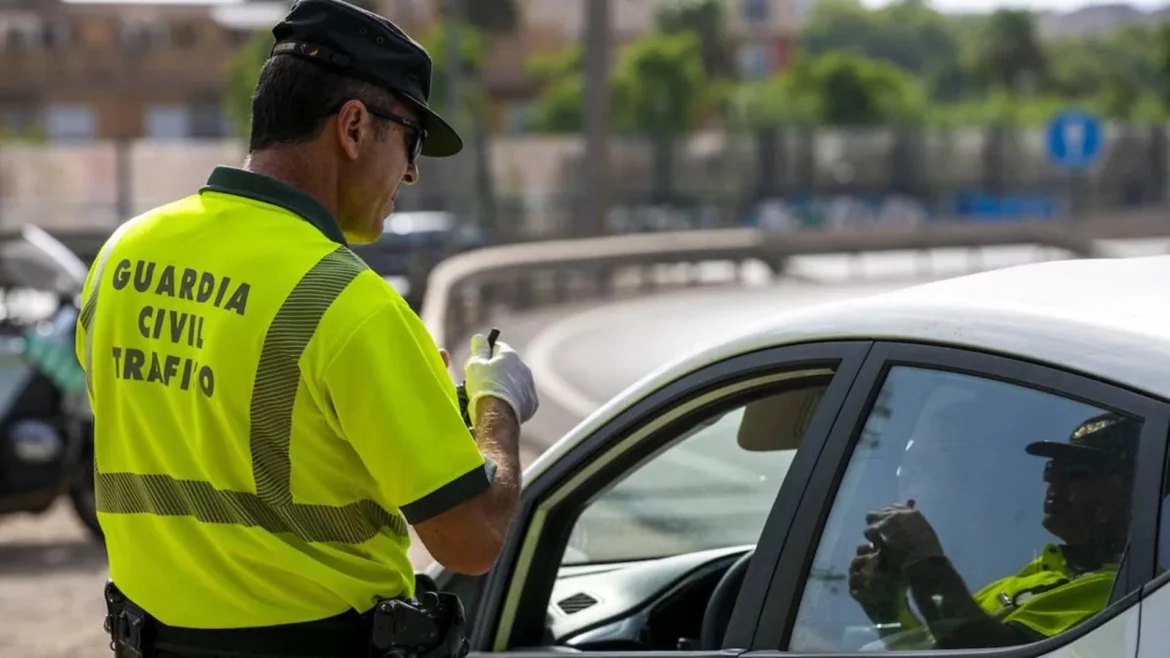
[524,256,1170,481]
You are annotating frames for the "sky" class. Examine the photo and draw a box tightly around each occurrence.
[62,0,1170,15]
[860,0,1168,12]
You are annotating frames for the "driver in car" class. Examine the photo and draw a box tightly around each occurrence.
[847,411,1137,650]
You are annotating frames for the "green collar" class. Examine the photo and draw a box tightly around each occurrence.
[200,166,348,246]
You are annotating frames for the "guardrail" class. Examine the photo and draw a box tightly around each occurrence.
[419,219,1118,348]
[3,210,1164,352]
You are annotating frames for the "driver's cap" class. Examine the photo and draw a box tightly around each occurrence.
[1025,412,1140,471]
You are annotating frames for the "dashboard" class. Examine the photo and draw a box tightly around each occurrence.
[542,545,754,650]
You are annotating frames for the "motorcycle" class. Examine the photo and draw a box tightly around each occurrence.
[0,225,100,540]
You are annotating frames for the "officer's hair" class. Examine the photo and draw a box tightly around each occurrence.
[248,54,397,151]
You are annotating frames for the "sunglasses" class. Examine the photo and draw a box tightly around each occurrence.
[1045,459,1107,481]
[330,101,426,164]
[366,105,426,164]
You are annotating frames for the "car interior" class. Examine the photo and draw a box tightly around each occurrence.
[528,379,831,652]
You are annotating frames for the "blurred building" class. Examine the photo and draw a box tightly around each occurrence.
[0,0,801,141]
[0,0,260,141]
[728,0,799,80]
[208,0,804,134]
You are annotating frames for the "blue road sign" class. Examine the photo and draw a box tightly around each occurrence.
[1046,109,1102,170]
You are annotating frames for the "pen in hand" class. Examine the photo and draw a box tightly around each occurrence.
[486,328,500,354]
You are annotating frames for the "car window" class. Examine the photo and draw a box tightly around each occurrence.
[561,377,829,566]
[789,366,1141,653]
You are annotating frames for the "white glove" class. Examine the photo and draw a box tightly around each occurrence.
[464,333,539,426]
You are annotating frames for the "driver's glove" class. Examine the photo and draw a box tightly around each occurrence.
[463,333,539,426]
[863,501,944,572]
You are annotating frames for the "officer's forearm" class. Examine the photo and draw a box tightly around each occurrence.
[904,556,1027,649]
[411,397,522,576]
[471,397,523,545]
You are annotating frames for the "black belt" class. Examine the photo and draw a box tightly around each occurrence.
[104,581,469,658]
[155,616,369,658]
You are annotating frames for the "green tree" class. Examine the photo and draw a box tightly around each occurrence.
[1096,75,1143,120]
[527,31,710,197]
[926,91,1069,128]
[526,47,585,132]
[1047,25,1156,98]
[802,0,965,100]
[439,0,519,34]
[414,22,490,118]
[654,0,736,80]
[527,30,712,138]
[225,29,275,139]
[728,73,820,130]
[972,9,1046,95]
[610,31,709,135]
[789,52,927,126]
[613,31,709,198]
[1154,24,1170,110]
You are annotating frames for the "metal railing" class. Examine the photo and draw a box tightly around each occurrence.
[418,214,1137,348]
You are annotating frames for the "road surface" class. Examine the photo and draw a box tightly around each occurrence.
[4,238,1167,657]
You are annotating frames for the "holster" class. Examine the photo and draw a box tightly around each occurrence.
[369,591,470,658]
[104,581,156,658]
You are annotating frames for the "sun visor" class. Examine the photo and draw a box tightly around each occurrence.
[738,385,828,452]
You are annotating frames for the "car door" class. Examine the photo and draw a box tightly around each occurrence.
[1136,448,1170,658]
[435,340,875,658]
[744,341,1170,658]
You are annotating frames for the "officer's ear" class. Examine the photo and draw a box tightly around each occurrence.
[334,100,368,162]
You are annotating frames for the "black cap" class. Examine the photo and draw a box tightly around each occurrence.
[1025,412,1140,470]
[270,0,463,158]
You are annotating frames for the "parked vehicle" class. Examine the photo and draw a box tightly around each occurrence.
[352,210,488,309]
[423,255,1170,658]
[0,225,98,540]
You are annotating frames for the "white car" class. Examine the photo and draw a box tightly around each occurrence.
[425,255,1170,658]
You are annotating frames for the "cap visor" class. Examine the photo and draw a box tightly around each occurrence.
[398,96,463,158]
[1025,441,1102,461]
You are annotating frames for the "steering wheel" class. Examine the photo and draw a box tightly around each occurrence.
[699,549,755,650]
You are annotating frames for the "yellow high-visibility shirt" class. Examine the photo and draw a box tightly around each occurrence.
[76,166,493,628]
[972,543,1118,638]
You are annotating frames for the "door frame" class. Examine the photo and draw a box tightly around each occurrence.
[753,340,1170,656]
[468,340,875,653]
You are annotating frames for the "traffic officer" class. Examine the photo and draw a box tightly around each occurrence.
[75,0,538,656]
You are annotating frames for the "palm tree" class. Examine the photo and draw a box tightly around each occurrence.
[977,9,1046,95]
